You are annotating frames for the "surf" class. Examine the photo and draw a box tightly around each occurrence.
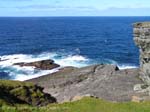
[0,51,138,81]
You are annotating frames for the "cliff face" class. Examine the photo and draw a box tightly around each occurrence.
[133,22,150,85]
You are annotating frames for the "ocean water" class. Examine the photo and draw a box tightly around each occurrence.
[0,17,150,81]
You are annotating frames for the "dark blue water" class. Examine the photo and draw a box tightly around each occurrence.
[0,17,150,80]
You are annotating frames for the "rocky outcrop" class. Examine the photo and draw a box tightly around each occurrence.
[133,22,150,100]
[133,22,150,85]
[28,65,141,103]
[0,80,56,106]
[14,59,60,70]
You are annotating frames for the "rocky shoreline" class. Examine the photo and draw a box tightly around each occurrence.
[25,22,150,103]
[10,58,142,103]
[0,22,150,106]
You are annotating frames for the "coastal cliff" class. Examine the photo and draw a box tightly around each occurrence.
[133,22,150,85]
[26,22,150,103]
[132,22,150,101]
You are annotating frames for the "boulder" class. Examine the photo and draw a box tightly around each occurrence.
[14,59,60,70]
[131,96,144,103]
[70,94,98,102]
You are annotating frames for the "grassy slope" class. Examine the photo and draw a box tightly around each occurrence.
[0,97,150,112]
[0,80,150,112]
[0,80,56,106]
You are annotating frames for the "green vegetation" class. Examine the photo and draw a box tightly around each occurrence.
[133,22,150,28]
[0,97,150,112]
[0,80,150,112]
[0,80,56,106]
[0,80,34,88]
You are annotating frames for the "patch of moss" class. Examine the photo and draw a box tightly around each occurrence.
[10,86,28,97]
[0,99,10,106]
[0,80,33,88]
[141,84,149,89]
[31,90,44,98]
[134,22,150,27]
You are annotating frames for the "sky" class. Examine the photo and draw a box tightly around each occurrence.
[0,0,150,16]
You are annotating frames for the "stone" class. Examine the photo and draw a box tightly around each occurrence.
[131,96,144,103]
[134,84,149,91]
[133,22,150,85]
[70,94,98,102]
[14,59,60,70]
[131,93,150,103]
[27,65,141,103]
[71,96,84,102]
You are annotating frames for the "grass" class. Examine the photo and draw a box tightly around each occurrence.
[0,97,150,112]
[0,79,34,85]
[0,80,56,106]
[0,80,150,112]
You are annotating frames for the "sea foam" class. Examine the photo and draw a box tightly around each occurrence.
[0,52,138,81]
[0,52,92,81]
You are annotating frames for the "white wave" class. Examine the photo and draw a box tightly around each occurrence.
[104,59,118,65]
[0,52,92,81]
[0,53,58,66]
[0,64,60,81]
[0,52,91,67]
[64,55,88,61]
[103,59,138,70]
[118,64,138,70]
[54,55,91,68]
[14,67,60,81]
[0,52,138,81]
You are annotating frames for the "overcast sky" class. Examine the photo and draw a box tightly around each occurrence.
[0,0,150,16]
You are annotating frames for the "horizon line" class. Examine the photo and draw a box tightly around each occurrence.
[0,16,150,18]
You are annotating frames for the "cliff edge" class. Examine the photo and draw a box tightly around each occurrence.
[133,22,150,85]
[133,22,150,100]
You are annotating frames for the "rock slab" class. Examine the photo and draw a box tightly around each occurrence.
[28,65,141,103]
[14,59,60,70]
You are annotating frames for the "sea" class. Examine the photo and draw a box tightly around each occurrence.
[0,17,150,81]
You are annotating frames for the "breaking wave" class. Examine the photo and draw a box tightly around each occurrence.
[0,51,137,81]
[0,52,92,81]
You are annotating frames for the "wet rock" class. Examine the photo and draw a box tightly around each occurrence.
[14,59,60,70]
